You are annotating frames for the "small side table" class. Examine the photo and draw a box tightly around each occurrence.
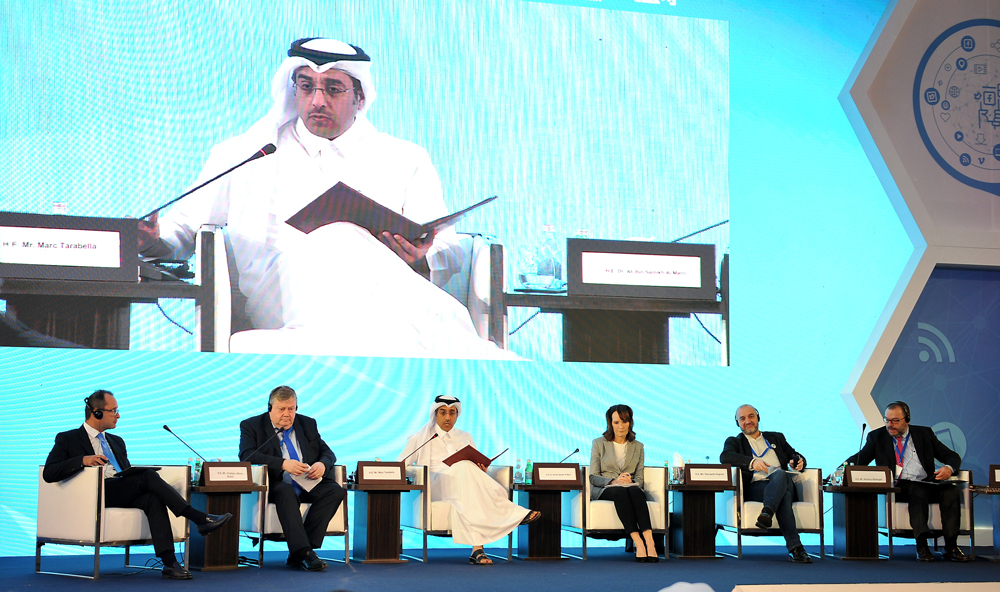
[971,485,1000,561]
[347,483,418,563]
[824,484,897,560]
[189,484,264,571]
[670,482,734,559]
[514,482,582,560]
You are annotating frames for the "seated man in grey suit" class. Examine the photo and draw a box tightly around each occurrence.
[43,390,231,580]
[238,385,346,571]
[720,404,812,564]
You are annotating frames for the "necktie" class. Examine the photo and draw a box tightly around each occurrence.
[281,429,303,494]
[97,433,122,473]
[894,437,904,468]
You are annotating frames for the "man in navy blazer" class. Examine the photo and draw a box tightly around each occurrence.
[843,400,970,562]
[238,385,345,571]
[43,390,231,580]
[720,404,811,563]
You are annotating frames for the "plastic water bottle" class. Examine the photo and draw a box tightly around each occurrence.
[535,225,562,288]
[525,459,533,485]
[514,459,523,483]
[193,459,202,484]
[664,460,670,484]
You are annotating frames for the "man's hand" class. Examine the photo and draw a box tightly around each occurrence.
[476,463,488,473]
[83,455,109,467]
[934,465,953,481]
[138,213,160,252]
[793,458,805,471]
[379,231,434,269]
[751,459,770,472]
[282,459,310,476]
[306,462,326,480]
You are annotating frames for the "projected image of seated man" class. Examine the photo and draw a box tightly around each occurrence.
[397,395,540,565]
[139,37,510,360]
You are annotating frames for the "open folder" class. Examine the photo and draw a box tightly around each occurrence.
[285,182,498,243]
[442,445,507,469]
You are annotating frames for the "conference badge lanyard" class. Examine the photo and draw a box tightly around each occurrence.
[749,434,775,462]
[893,433,910,478]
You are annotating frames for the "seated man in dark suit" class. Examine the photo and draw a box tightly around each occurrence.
[43,390,231,580]
[843,400,971,562]
[238,385,346,571]
[720,404,812,563]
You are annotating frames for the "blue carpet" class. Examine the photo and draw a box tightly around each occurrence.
[4,546,999,592]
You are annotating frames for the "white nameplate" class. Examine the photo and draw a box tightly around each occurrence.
[0,226,120,268]
[688,467,729,482]
[851,470,888,484]
[362,465,403,480]
[207,466,250,482]
[581,251,701,288]
[994,468,999,482]
[538,467,577,481]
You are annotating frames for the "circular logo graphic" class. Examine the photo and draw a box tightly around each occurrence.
[915,19,1000,195]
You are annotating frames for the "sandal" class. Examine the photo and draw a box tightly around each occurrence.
[469,549,493,565]
[519,510,542,525]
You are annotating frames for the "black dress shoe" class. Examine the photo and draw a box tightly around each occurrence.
[288,549,328,571]
[755,507,774,529]
[942,546,973,562]
[161,560,193,580]
[788,545,813,563]
[916,545,934,562]
[197,512,232,536]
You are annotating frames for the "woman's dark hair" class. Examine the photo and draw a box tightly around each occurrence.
[602,404,636,442]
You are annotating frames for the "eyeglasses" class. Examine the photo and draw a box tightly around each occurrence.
[100,408,120,416]
[883,417,905,425]
[293,81,354,98]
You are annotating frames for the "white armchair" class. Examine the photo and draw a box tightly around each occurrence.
[36,465,190,579]
[399,465,514,562]
[196,226,506,352]
[239,464,349,566]
[880,469,974,558]
[715,467,824,558]
[560,466,668,560]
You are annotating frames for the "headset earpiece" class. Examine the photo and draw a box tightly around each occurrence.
[85,397,103,420]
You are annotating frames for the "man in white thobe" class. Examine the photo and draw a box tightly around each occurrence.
[140,37,510,359]
[398,395,539,564]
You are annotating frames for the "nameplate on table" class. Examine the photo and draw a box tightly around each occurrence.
[844,465,892,488]
[0,212,138,282]
[991,464,1000,488]
[199,461,253,487]
[532,463,581,487]
[356,461,407,486]
[683,464,732,487]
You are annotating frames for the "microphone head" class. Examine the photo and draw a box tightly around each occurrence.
[861,423,866,430]
[163,425,171,432]
[261,143,277,155]
[431,433,439,439]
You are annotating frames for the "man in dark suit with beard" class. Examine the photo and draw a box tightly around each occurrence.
[238,385,346,571]
[43,390,231,579]
[844,400,971,562]
[720,404,812,563]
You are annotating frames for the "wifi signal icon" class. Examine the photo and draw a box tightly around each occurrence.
[916,322,955,363]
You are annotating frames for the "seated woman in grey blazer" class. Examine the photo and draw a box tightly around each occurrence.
[590,404,658,562]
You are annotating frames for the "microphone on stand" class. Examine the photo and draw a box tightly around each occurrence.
[558,448,580,463]
[163,425,207,462]
[850,423,867,465]
[139,143,277,220]
[401,433,439,464]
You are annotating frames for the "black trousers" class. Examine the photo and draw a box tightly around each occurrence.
[896,479,962,543]
[104,469,189,559]
[597,486,652,534]
[269,479,346,555]
[745,469,801,551]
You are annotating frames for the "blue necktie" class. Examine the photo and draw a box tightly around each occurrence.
[281,429,303,494]
[97,433,122,473]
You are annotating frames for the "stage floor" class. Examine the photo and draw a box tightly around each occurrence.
[6,546,1000,592]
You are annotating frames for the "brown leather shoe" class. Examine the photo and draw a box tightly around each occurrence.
[916,545,934,562]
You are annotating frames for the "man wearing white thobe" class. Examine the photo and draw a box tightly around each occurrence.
[398,395,539,565]
[140,38,509,359]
